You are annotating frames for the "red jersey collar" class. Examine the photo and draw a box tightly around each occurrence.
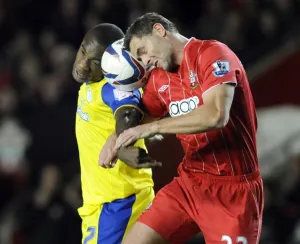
[184,37,196,49]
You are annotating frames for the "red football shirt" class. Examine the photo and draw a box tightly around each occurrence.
[142,38,258,176]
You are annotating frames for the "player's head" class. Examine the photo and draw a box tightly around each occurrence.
[72,23,124,83]
[124,13,178,72]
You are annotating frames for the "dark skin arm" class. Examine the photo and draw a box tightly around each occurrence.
[115,107,142,137]
[99,106,162,168]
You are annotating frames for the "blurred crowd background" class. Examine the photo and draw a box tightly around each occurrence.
[0,0,300,243]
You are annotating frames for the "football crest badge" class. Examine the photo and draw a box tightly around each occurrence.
[189,71,198,89]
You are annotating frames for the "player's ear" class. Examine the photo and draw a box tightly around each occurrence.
[152,23,166,37]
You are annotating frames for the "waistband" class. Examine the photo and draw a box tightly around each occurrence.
[180,163,261,184]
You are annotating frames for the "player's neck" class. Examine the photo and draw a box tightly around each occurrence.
[169,33,189,66]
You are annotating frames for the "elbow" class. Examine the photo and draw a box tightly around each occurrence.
[210,110,229,129]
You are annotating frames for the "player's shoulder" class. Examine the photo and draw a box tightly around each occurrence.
[148,68,169,82]
[149,67,165,77]
[78,81,88,91]
[187,38,229,55]
[101,80,117,105]
[102,81,141,106]
[201,40,231,56]
[101,80,114,94]
[145,68,169,92]
[78,80,103,97]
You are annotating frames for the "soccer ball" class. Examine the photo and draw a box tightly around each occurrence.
[101,38,148,91]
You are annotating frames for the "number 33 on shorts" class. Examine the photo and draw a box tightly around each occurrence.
[222,235,248,244]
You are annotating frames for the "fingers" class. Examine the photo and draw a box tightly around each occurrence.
[114,132,136,150]
[100,156,117,168]
[136,150,162,168]
[136,161,162,169]
[98,153,109,167]
[98,153,108,167]
[114,134,127,150]
[99,150,117,168]
[121,137,135,148]
[111,157,118,167]
[98,134,118,168]
[115,136,135,149]
[138,155,153,163]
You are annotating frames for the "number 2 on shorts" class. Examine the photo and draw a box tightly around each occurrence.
[221,235,248,244]
[84,227,96,244]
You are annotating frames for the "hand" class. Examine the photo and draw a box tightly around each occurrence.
[98,133,118,168]
[118,147,162,169]
[114,123,157,150]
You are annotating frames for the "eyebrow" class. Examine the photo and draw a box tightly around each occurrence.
[90,57,101,61]
[81,44,101,60]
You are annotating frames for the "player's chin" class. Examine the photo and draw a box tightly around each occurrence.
[74,76,86,83]
[160,62,172,72]
[73,71,89,83]
[72,70,84,83]
[91,75,103,82]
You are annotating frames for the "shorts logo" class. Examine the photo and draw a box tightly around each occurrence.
[169,96,199,117]
[212,60,230,77]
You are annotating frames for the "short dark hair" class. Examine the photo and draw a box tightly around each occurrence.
[85,23,124,49]
[124,13,178,50]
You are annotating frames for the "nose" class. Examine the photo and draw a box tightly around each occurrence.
[77,57,89,72]
[141,56,151,66]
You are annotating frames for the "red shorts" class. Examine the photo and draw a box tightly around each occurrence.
[139,163,264,244]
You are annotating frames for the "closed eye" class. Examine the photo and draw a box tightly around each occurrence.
[92,59,101,65]
[136,47,146,58]
[81,45,86,54]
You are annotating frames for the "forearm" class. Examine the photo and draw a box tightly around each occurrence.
[150,104,226,135]
[141,113,159,124]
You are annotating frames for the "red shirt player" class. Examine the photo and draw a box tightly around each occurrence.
[115,13,264,244]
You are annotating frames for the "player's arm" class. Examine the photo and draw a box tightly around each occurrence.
[98,106,143,168]
[147,83,234,134]
[150,43,238,134]
[99,84,161,168]
[114,44,239,148]
[116,84,234,141]
[115,106,163,168]
[114,70,167,138]
[113,94,161,135]
[115,106,143,136]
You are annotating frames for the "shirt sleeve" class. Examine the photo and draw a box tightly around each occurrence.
[102,83,143,116]
[142,70,168,118]
[199,42,241,94]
